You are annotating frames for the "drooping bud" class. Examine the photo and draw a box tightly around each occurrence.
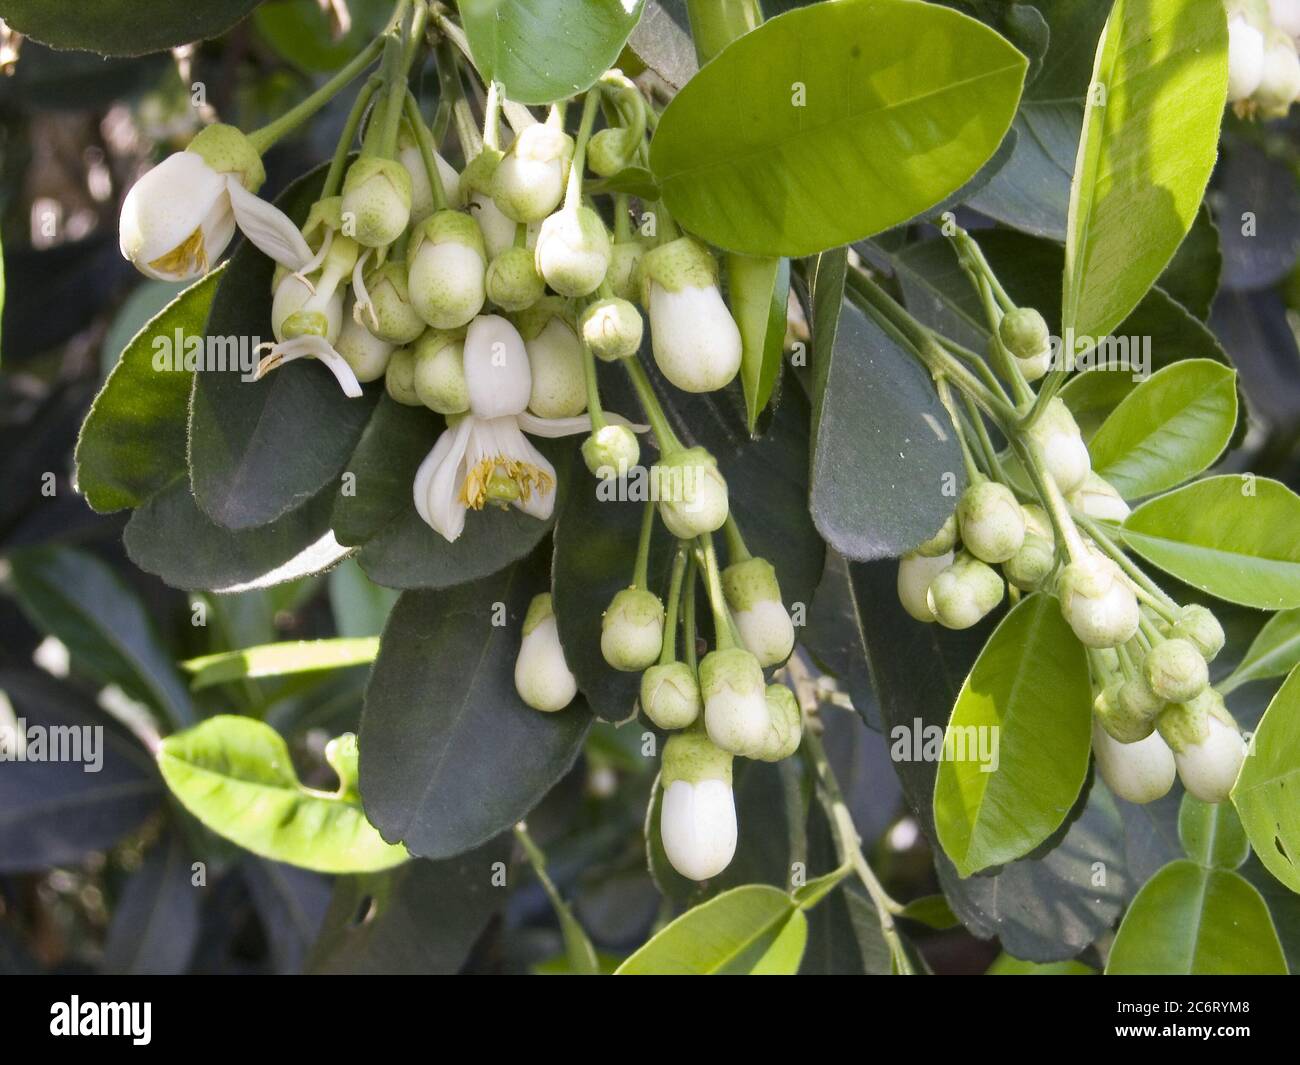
[660,730,736,881]
[897,551,954,623]
[407,210,487,330]
[753,683,802,763]
[1091,717,1176,804]
[535,206,611,297]
[1228,10,1268,101]
[521,313,587,419]
[1057,550,1139,648]
[1026,398,1091,495]
[640,236,742,393]
[1165,604,1226,662]
[336,299,395,382]
[654,447,729,538]
[341,156,412,248]
[363,261,427,344]
[580,297,644,361]
[384,344,421,406]
[926,552,1005,630]
[1095,680,1156,744]
[463,314,532,417]
[607,241,644,302]
[999,306,1051,362]
[956,480,1025,564]
[582,423,640,479]
[601,588,665,671]
[1255,30,1300,117]
[1003,531,1056,591]
[397,130,460,222]
[641,661,701,730]
[700,646,769,757]
[914,513,957,557]
[491,123,573,222]
[514,593,577,712]
[412,330,469,414]
[1158,691,1246,804]
[722,557,794,668]
[1143,637,1209,703]
[586,126,635,178]
[1113,674,1164,742]
[485,245,545,311]
[1069,472,1130,523]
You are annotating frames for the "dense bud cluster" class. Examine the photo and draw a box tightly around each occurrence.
[1227,0,1300,117]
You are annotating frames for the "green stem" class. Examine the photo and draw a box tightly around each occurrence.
[581,332,608,432]
[1076,513,1179,616]
[614,192,632,242]
[1013,437,1087,563]
[622,356,684,454]
[633,497,655,590]
[564,89,603,212]
[697,533,735,651]
[321,76,382,199]
[659,546,690,666]
[513,821,599,975]
[722,514,751,563]
[974,272,1034,408]
[960,392,1007,486]
[682,554,700,671]
[404,90,448,210]
[377,33,408,158]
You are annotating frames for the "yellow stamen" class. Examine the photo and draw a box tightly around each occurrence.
[147,226,207,278]
[459,456,554,511]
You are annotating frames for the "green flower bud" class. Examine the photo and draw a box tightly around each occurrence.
[897,551,954,623]
[1114,674,1164,741]
[753,683,802,762]
[1027,398,1091,495]
[1160,692,1245,804]
[914,513,957,557]
[1091,717,1175,804]
[1165,604,1226,663]
[582,423,640,479]
[525,315,587,419]
[998,307,1050,361]
[535,205,611,297]
[485,245,545,312]
[336,300,395,382]
[364,261,426,344]
[1069,472,1130,523]
[1058,551,1139,648]
[700,646,768,757]
[722,557,794,667]
[600,587,665,671]
[1002,531,1056,591]
[187,122,265,191]
[957,480,1025,564]
[1096,680,1156,744]
[514,593,577,712]
[412,330,469,414]
[586,126,633,177]
[607,241,644,302]
[407,210,487,330]
[341,156,412,248]
[654,447,729,538]
[640,661,701,730]
[384,344,421,406]
[491,123,572,223]
[926,552,1004,630]
[580,297,644,361]
[1144,638,1209,704]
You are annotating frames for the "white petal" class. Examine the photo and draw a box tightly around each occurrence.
[226,177,314,270]
[463,314,532,418]
[119,151,230,279]
[417,416,474,542]
[255,335,362,398]
[494,418,557,521]
[514,615,577,711]
[515,411,647,438]
[660,779,737,881]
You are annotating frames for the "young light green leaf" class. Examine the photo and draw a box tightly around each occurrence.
[158,715,408,874]
[181,638,380,690]
[1178,794,1249,871]
[986,953,1096,975]
[615,884,806,975]
[1062,0,1227,343]
[1231,666,1300,894]
[1220,608,1300,693]
[1106,860,1285,974]
[728,253,788,431]
[1088,359,1237,499]
[934,593,1093,878]
[650,0,1027,255]
[1121,477,1300,609]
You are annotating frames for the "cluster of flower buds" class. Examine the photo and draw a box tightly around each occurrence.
[1227,0,1300,118]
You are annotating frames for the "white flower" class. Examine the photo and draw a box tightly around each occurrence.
[660,731,737,881]
[514,594,577,712]
[1255,30,1300,116]
[1091,718,1175,804]
[534,206,611,296]
[1174,714,1247,804]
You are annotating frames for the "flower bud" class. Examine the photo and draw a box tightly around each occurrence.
[607,241,644,302]
[341,156,412,248]
[463,314,531,417]
[514,593,577,712]
[1228,11,1268,101]
[1003,531,1056,591]
[601,588,665,671]
[1273,0,1300,36]
[523,315,587,419]
[927,553,1005,630]
[586,127,634,177]
[412,330,469,414]
[1159,691,1246,804]
[491,123,573,222]
[336,299,395,382]
[915,513,957,557]
[1058,550,1139,647]
[1255,30,1300,117]
[581,297,644,361]
[753,683,802,763]
[1165,604,1226,662]
[700,646,769,757]
[956,480,1025,563]
[641,661,701,730]
[363,262,427,344]
[397,134,460,222]
[897,551,954,623]
[640,236,742,393]
[407,210,487,330]
[535,206,611,296]
[272,272,342,343]
[485,245,545,311]
[1069,472,1130,523]
[654,447,729,538]
[1027,398,1091,495]
[582,423,640,479]
[722,557,794,668]
[660,731,736,881]
[1096,680,1157,744]
[998,307,1051,361]
[1091,717,1176,804]
[384,345,421,406]
[1143,637,1209,703]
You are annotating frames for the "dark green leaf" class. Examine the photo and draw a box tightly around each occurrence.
[0,0,264,56]
[729,253,788,431]
[102,829,200,975]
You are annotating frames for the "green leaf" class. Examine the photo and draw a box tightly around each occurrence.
[729,253,788,431]
[1062,0,1227,343]
[75,269,223,513]
[158,715,408,874]
[189,162,378,531]
[649,0,1027,255]
[898,894,959,931]
[1178,794,1249,871]
[1231,667,1300,894]
[459,0,645,105]
[1121,477,1300,610]
[8,546,196,730]
[328,558,400,638]
[1058,369,1139,442]
[1221,608,1300,693]
[809,250,964,560]
[253,0,389,74]
[182,638,380,691]
[1158,203,1222,321]
[986,953,1095,975]
[1088,359,1237,499]
[0,0,264,56]
[358,551,592,859]
[935,594,1093,877]
[615,885,807,975]
[1106,860,1286,974]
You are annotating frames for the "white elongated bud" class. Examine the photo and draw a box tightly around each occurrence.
[914,513,957,557]
[700,647,769,757]
[581,297,644,362]
[957,480,1025,564]
[641,661,702,730]
[583,423,640,479]
[1091,717,1176,804]
[407,210,487,330]
[363,262,427,344]
[463,314,531,418]
[341,157,412,248]
[398,135,460,222]
[491,123,573,222]
[660,731,736,881]
[1159,692,1246,804]
[384,345,421,406]
[926,552,1004,630]
[722,557,794,668]
[654,447,729,538]
[535,206,611,296]
[1229,11,1268,101]
[1271,0,1300,36]
[412,331,469,414]
[336,299,395,382]
[1143,637,1209,703]
[1027,398,1091,495]
[607,241,644,302]
[523,315,587,419]
[1069,472,1130,522]
[485,246,545,312]
[1003,531,1056,591]
[897,551,954,622]
[514,594,577,712]
[753,683,802,762]
[641,236,742,393]
[1164,604,1226,662]
[1255,29,1300,116]
[1057,550,1139,648]
[601,588,665,671]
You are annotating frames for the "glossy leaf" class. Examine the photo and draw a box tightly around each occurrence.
[1178,794,1249,871]
[158,716,408,874]
[75,269,222,513]
[1158,203,1222,321]
[1062,0,1227,344]
[182,638,380,690]
[935,594,1093,877]
[460,0,645,104]
[1121,477,1300,610]
[1232,667,1300,894]
[986,954,1095,975]
[650,0,1027,255]
[1221,608,1300,693]
[729,253,788,431]
[0,0,264,56]
[1088,359,1237,499]
[1106,859,1285,974]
